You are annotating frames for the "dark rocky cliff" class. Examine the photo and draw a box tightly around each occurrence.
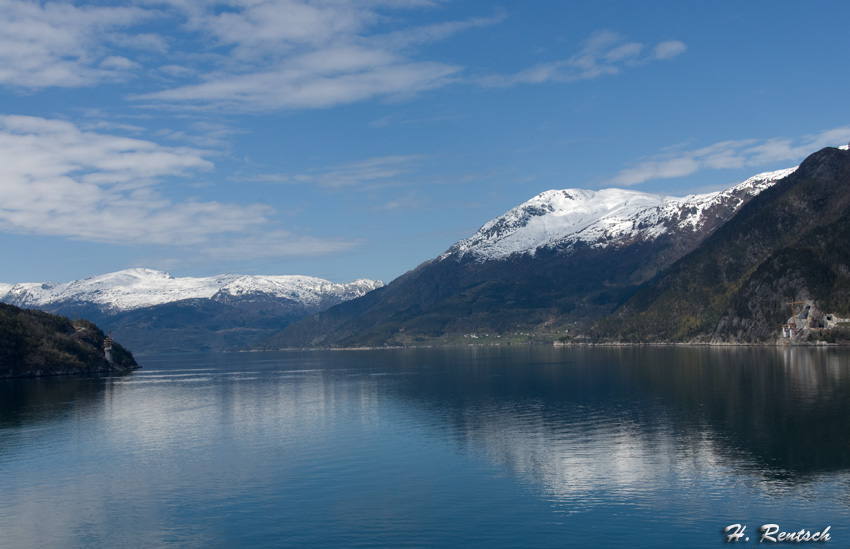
[0,303,138,378]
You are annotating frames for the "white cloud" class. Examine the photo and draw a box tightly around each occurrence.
[653,40,687,60]
[0,115,358,257]
[604,42,644,63]
[100,56,142,71]
[134,1,478,111]
[480,30,686,87]
[139,54,460,111]
[608,127,850,186]
[198,230,361,261]
[252,155,424,189]
[104,31,170,54]
[610,157,702,187]
[158,64,198,79]
[193,0,369,57]
[377,12,507,49]
[0,2,685,112]
[0,0,155,88]
[371,191,428,212]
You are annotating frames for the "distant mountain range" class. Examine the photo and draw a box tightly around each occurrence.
[264,161,808,348]
[0,269,383,352]
[9,146,849,351]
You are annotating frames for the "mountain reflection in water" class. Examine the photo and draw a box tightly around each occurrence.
[387,347,850,505]
[0,346,848,547]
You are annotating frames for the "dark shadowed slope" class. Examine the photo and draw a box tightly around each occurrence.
[265,169,792,348]
[593,146,850,344]
[0,303,137,378]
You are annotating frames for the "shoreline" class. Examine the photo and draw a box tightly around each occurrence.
[250,340,850,352]
[0,364,141,380]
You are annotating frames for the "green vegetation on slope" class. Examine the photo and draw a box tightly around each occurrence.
[265,146,850,349]
[0,303,137,378]
[262,237,709,349]
[593,147,850,344]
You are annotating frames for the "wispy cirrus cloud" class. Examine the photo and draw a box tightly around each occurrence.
[0,0,156,88]
[478,31,686,87]
[134,0,489,111]
[197,230,361,261]
[136,5,682,111]
[249,155,425,189]
[0,1,686,113]
[138,53,461,111]
[0,0,477,104]
[652,40,687,60]
[376,12,507,49]
[608,126,850,186]
[0,115,358,257]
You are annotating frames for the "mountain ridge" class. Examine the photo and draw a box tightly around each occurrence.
[264,164,797,349]
[591,145,850,344]
[11,146,847,351]
[444,168,795,263]
[0,268,383,313]
[1,269,384,352]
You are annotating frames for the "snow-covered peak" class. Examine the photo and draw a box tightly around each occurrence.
[444,167,796,262]
[215,275,383,306]
[443,188,665,261]
[2,269,383,312]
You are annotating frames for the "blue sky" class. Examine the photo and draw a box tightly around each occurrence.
[2,0,849,285]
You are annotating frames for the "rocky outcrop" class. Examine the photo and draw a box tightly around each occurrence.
[0,303,138,378]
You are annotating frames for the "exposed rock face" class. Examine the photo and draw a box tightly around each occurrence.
[595,146,850,344]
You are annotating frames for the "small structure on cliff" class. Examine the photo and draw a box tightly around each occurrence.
[103,332,114,364]
[780,300,850,343]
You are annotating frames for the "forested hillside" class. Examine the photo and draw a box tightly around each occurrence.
[0,303,137,378]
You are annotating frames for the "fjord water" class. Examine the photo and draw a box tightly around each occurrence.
[1,347,849,547]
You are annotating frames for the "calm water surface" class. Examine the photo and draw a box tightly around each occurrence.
[1,346,849,547]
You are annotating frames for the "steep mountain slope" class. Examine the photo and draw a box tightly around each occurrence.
[1,269,383,352]
[0,303,137,378]
[265,168,793,348]
[593,146,850,344]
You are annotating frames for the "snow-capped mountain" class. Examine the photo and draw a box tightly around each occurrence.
[444,167,796,261]
[267,162,805,349]
[212,274,382,309]
[0,268,383,313]
[595,145,850,344]
[0,268,384,353]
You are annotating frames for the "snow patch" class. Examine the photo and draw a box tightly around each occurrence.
[216,275,383,307]
[2,268,383,312]
[444,167,796,262]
